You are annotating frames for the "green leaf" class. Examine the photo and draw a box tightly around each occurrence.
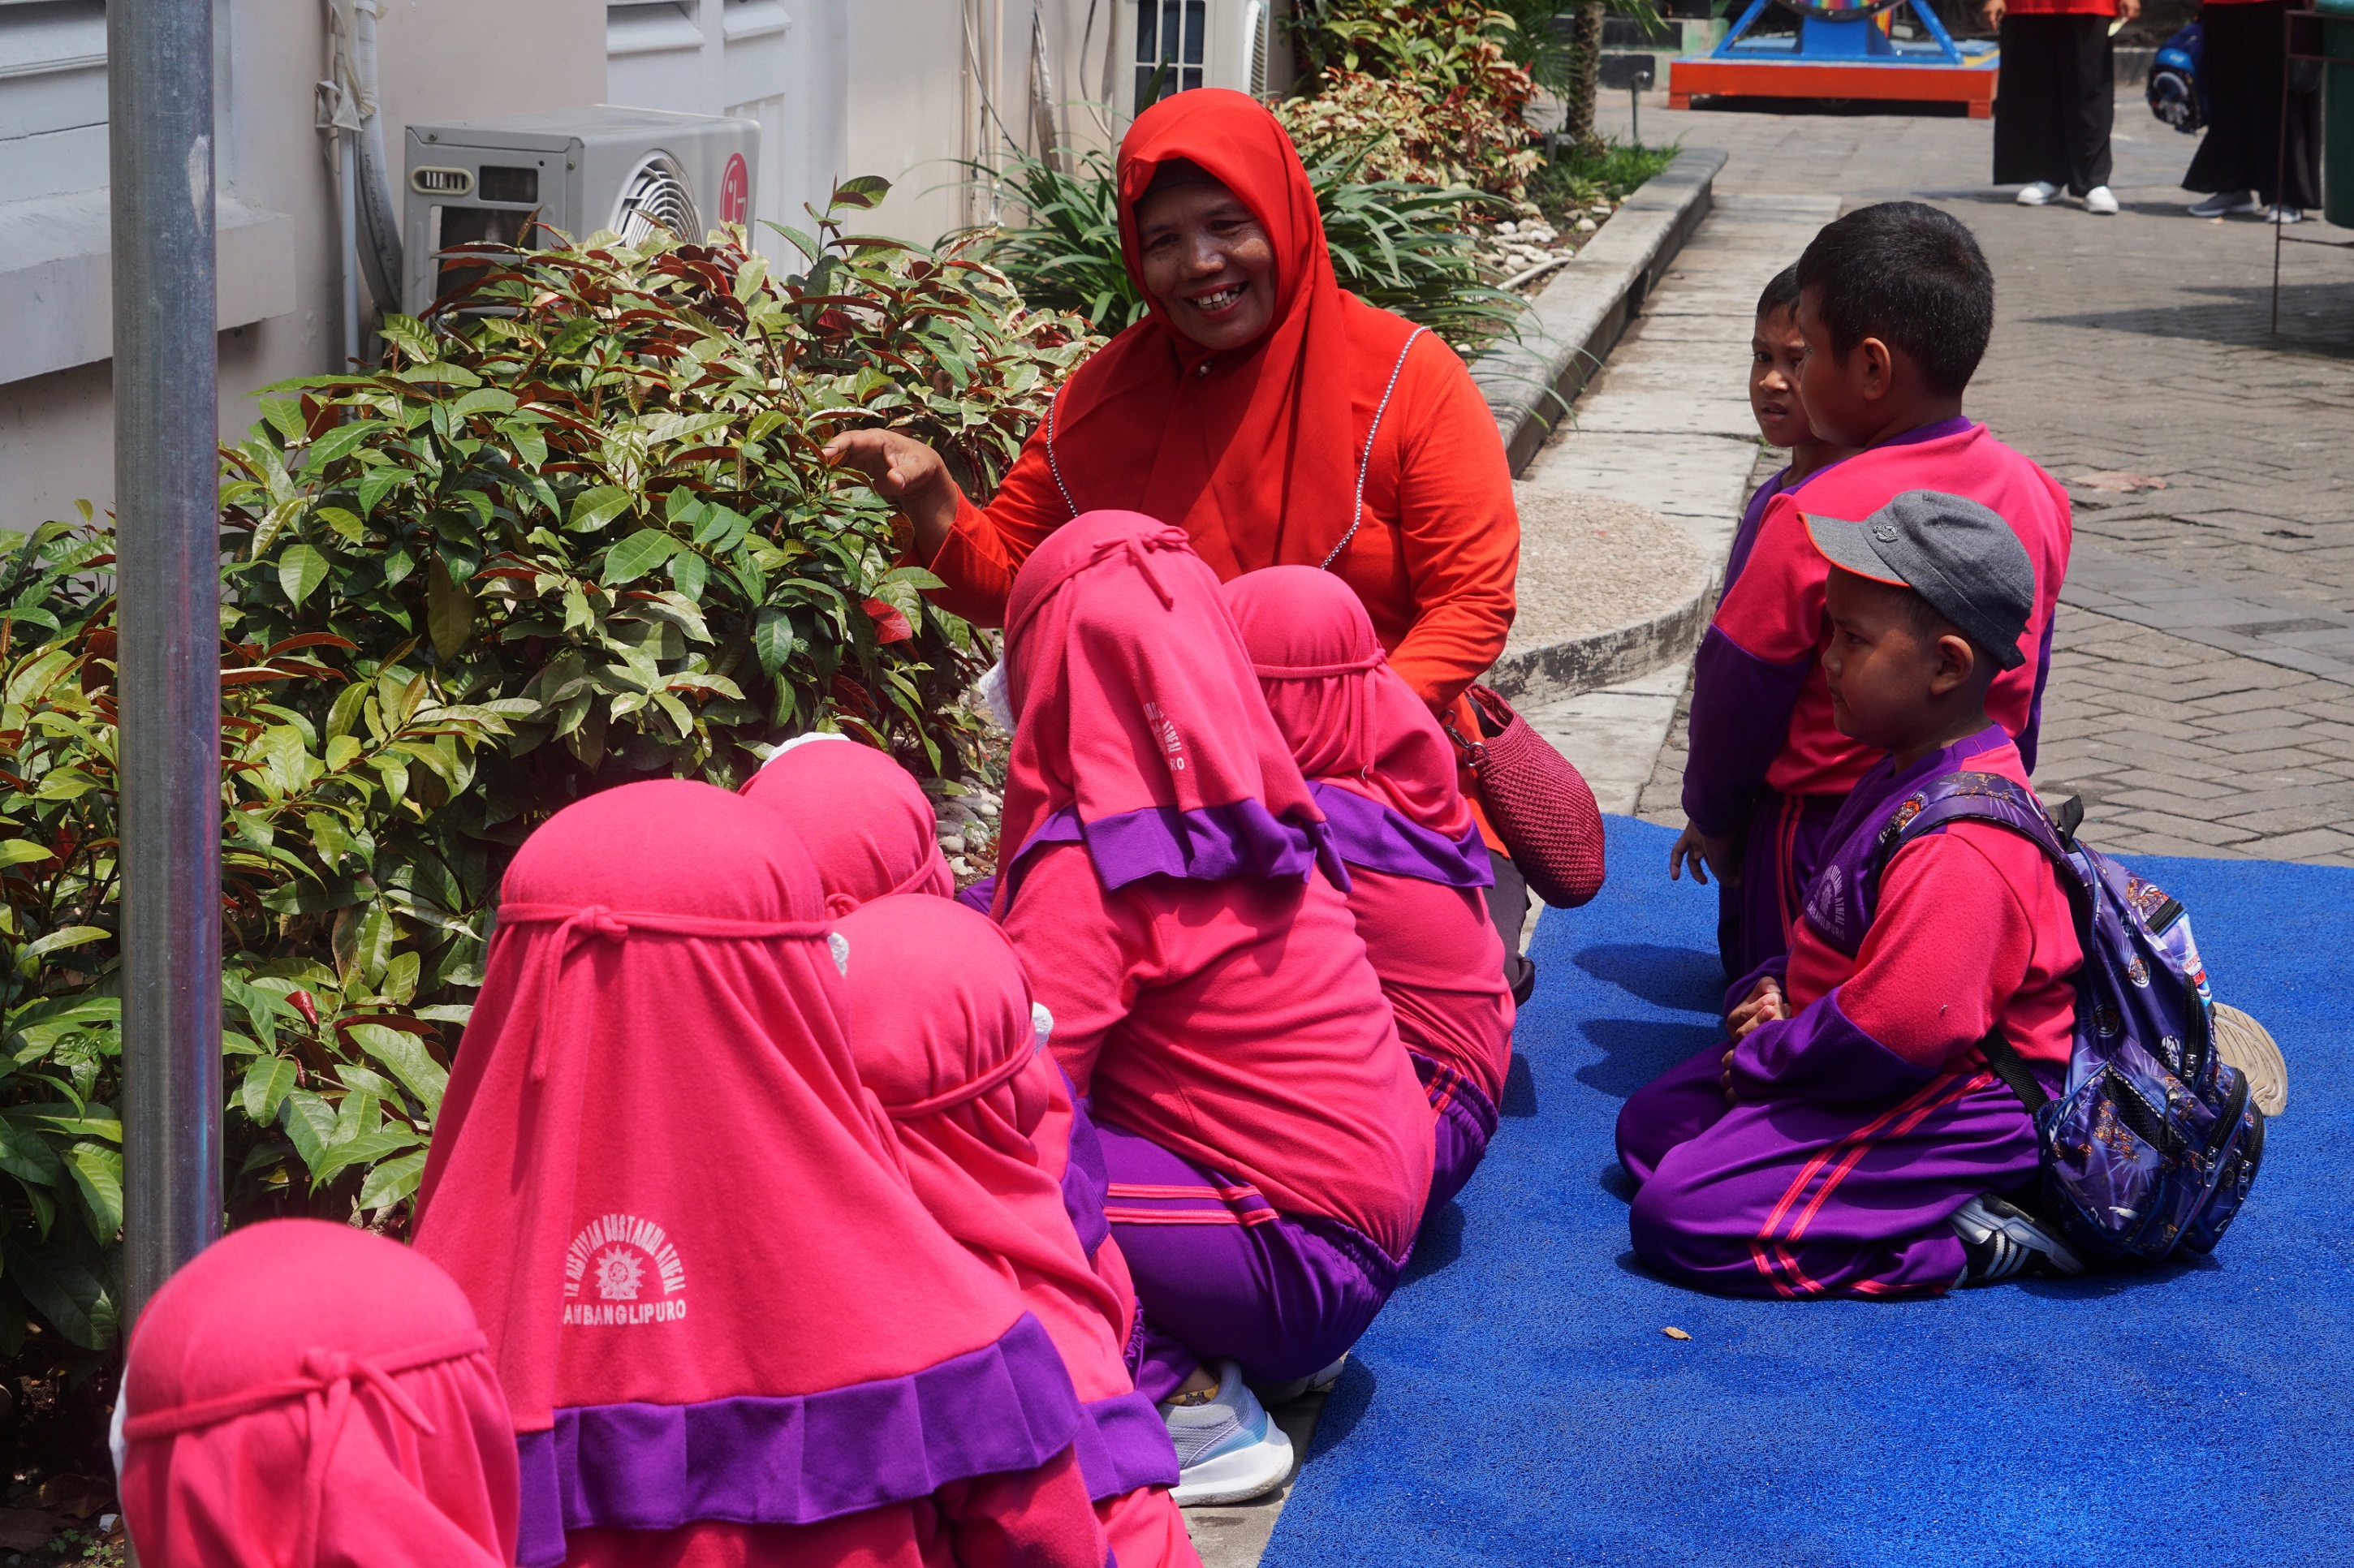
[569,485,635,533]
[306,1125,421,1187]
[833,174,892,209]
[239,1055,299,1125]
[3,1238,113,1349]
[0,1118,66,1190]
[278,1088,338,1170]
[63,1140,122,1242]
[326,678,370,742]
[347,1022,449,1115]
[304,419,385,470]
[357,465,404,518]
[357,1148,429,1213]
[669,549,709,601]
[317,505,368,545]
[752,605,794,678]
[427,556,476,661]
[0,840,57,868]
[601,529,678,587]
[260,398,308,442]
[19,925,110,964]
[278,541,331,609]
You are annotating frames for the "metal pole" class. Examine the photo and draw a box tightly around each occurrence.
[110,0,224,1333]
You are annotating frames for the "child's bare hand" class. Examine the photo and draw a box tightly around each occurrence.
[1669,823,1738,886]
[1721,1048,1738,1103]
[1982,0,2005,24]
[1726,977,1787,1041]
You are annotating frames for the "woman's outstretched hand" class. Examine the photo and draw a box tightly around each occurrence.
[821,429,959,560]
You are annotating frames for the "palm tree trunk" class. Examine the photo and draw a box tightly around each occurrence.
[1562,0,1606,153]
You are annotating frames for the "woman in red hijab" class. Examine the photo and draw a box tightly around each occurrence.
[119,1218,518,1568]
[1226,566,1517,1213]
[838,895,1201,1568]
[825,88,1528,959]
[991,509,1433,1507]
[412,780,1106,1567]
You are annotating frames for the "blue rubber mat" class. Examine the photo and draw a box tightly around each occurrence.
[1263,814,2352,1568]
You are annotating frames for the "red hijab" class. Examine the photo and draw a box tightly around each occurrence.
[996,510,1340,911]
[1223,566,1474,838]
[120,1218,517,1568]
[740,735,954,915]
[1038,88,1420,575]
[412,781,1080,1566]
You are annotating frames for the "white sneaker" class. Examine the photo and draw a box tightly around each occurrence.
[2187,190,2261,218]
[1950,1194,2086,1285]
[2267,203,2304,225]
[2015,181,2059,206]
[1162,1361,1295,1506]
[2083,185,2119,215]
[1249,1354,1347,1408]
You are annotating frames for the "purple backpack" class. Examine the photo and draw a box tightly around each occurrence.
[1865,773,2266,1264]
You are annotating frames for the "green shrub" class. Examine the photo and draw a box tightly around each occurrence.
[0,179,1088,1359]
[1279,2,1546,199]
[973,144,1520,351]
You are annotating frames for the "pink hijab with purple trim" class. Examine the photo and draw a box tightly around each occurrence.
[411,781,1081,1566]
[995,510,1342,915]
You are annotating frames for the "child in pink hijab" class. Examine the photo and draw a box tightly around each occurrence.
[119,1217,519,1568]
[993,510,1434,1506]
[739,734,955,915]
[1226,566,1515,1212]
[412,780,1106,1567]
[839,895,1201,1568]
[744,737,1127,1346]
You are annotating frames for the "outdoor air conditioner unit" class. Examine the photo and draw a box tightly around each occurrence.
[401,105,758,316]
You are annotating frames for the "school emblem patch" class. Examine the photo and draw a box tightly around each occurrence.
[1804,862,1847,939]
[563,1213,688,1326]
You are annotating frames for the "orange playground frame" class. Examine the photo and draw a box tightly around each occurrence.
[1668,54,2000,117]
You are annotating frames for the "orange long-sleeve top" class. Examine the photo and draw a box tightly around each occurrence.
[924,333,1520,719]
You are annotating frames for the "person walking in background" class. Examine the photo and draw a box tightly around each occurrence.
[1986,0,2139,213]
[2181,0,2322,222]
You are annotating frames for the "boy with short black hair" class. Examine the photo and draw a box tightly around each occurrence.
[1674,202,2072,985]
[1621,490,2085,1297]
[1723,265,1852,592]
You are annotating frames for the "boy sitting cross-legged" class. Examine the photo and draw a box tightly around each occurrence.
[1620,490,2087,1299]
[1674,203,2072,984]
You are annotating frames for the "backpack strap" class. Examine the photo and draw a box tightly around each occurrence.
[1869,773,2095,940]
[1977,1025,2051,1114]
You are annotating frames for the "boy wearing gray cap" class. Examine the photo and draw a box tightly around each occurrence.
[1619,491,2087,1296]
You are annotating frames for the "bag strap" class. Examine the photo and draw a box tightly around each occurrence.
[1977,1025,2050,1114]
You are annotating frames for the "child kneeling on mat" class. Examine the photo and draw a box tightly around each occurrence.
[1619,490,2087,1298]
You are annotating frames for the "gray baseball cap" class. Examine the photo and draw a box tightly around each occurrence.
[1804,489,2035,670]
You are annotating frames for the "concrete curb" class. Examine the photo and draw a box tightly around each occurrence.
[1470,147,1730,705]
[1471,144,1729,478]
[1485,567,1716,704]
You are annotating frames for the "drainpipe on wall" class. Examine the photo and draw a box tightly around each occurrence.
[326,0,403,328]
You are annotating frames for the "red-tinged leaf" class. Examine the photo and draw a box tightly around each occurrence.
[861,597,914,644]
[219,670,295,687]
[265,633,360,656]
[288,989,321,1028]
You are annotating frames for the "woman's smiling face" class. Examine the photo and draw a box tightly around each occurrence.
[1134,173,1278,353]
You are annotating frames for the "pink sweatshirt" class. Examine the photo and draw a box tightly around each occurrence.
[1004,844,1435,1263]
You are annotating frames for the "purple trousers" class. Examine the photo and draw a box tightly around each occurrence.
[1615,1044,2050,1299]
[1096,1121,1402,1402]
[1412,1052,1498,1213]
[1719,790,1845,987]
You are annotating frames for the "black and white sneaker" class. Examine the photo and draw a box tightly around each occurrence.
[1950,1194,2086,1286]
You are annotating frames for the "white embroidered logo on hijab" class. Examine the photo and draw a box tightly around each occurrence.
[562,1213,688,1325]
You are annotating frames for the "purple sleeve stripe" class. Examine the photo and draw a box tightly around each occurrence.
[2019,614,2057,775]
[1060,1083,1112,1258]
[1074,1391,1181,1498]
[512,1312,1082,1567]
[956,875,998,915]
[998,800,1347,911]
[1308,783,1493,889]
[1682,626,1813,838]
